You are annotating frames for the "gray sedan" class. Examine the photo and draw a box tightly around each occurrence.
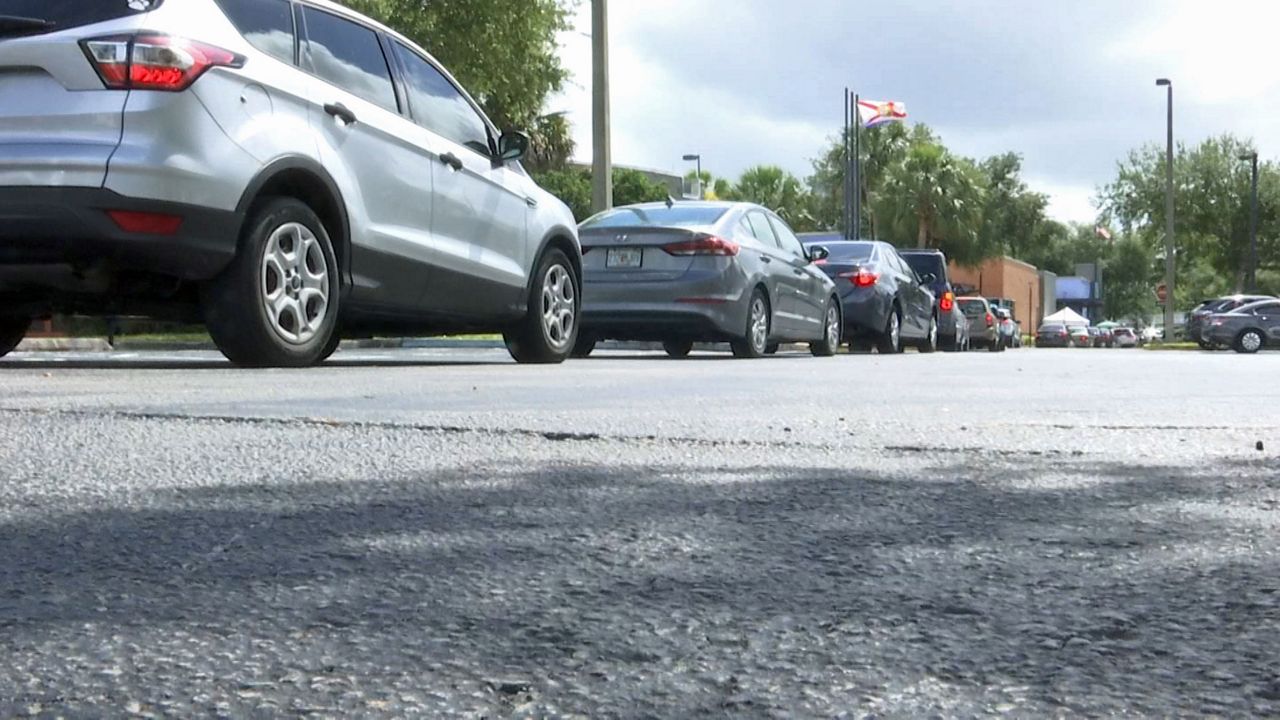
[574,202,842,358]
[1204,298,1280,353]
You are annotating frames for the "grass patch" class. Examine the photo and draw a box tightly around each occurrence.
[1141,342,1201,351]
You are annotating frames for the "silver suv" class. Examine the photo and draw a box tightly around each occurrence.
[0,0,581,366]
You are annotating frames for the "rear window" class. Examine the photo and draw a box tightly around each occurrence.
[1040,324,1065,333]
[1113,328,1134,337]
[216,0,295,65]
[819,242,874,262]
[957,299,986,316]
[2,0,157,35]
[901,253,945,279]
[583,206,729,229]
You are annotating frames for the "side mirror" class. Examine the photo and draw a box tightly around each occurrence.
[497,130,529,162]
[920,272,937,285]
[807,245,830,262]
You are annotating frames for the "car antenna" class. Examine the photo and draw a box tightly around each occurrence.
[665,194,676,209]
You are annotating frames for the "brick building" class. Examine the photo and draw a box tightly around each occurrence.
[949,257,1043,331]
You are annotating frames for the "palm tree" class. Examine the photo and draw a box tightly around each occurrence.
[876,126,985,256]
[732,166,815,229]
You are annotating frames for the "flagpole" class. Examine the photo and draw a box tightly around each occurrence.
[843,88,851,239]
[853,93,861,239]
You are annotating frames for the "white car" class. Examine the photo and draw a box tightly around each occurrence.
[1113,327,1138,348]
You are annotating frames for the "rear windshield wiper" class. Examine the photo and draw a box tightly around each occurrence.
[0,15,55,39]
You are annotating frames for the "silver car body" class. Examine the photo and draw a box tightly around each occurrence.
[0,0,576,335]
[578,202,838,344]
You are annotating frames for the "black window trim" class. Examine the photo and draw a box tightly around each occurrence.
[387,39,500,161]
[293,2,403,116]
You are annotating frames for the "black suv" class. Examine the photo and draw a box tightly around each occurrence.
[899,249,965,351]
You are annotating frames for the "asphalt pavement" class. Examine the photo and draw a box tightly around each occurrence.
[1,346,1277,717]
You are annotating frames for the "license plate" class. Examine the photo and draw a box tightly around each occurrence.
[606,248,642,269]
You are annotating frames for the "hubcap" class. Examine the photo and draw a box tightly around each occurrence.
[750,298,768,351]
[929,318,937,348]
[1243,332,1262,352]
[826,304,840,349]
[261,222,329,345]
[889,313,900,350]
[541,264,575,350]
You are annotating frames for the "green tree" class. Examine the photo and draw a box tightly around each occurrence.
[807,123,909,237]
[731,165,816,230]
[874,125,987,262]
[340,0,576,168]
[1103,234,1157,322]
[612,168,671,207]
[531,167,591,221]
[1101,133,1280,301]
[979,152,1055,261]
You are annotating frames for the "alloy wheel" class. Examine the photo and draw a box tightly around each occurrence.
[1240,330,1263,353]
[750,297,769,353]
[825,304,840,351]
[260,222,330,346]
[541,263,576,351]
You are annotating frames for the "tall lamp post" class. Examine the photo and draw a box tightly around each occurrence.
[591,0,612,213]
[1240,151,1260,293]
[1156,78,1176,340]
[682,153,703,199]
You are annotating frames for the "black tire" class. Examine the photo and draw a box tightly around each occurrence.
[505,248,579,364]
[730,288,770,359]
[917,314,938,353]
[571,334,597,358]
[317,329,343,363]
[0,316,31,358]
[849,338,873,353]
[663,340,694,358]
[1235,329,1265,354]
[810,298,841,357]
[201,197,340,368]
[876,306,903,355]
[765,343,780,355]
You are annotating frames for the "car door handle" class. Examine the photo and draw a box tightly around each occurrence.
[760,255,773,263]
[525,196,539,208]
[323,102,357,125]
[439,152,463,171]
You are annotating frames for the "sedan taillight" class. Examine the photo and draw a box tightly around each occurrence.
[662,236,739,256]
[837,269,879,287]
[81,33,245,92]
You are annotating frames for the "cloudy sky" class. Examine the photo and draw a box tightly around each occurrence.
[548,0,1279,224]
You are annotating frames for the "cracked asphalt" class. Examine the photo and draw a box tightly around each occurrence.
[1,347,1278,717]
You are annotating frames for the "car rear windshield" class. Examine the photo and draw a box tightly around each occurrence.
[901,253,945,280]
[1,0,158,36]
[582,206,729,229]
[957,299,986,315]
[1039,325,1065,333]
[1113,328,1134,336]
[819,242,874,262]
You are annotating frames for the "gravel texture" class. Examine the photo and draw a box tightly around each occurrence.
[1,348,1278,717]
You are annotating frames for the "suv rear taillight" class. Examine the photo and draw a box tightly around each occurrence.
[940,291,954,312]
[81,33,245,92]
[838,269,879,287]
[985,313,995,327]
[662,236,739,256]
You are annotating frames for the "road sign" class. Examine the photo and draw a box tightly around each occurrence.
[1155,283,1168,304]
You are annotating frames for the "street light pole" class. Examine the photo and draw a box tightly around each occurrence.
[682,153,702,199]
[591,0,612,213]
[1156,78,1175,340]
[1240,151,1260,292]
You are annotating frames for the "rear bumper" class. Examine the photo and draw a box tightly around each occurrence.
[0,187,241,282]
[580,267,750,341]
[839,288,891,336]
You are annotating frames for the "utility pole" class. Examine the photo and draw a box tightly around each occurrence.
[1240,151,1260,292]
[1156,79,1176,340]
[591,0,612,213]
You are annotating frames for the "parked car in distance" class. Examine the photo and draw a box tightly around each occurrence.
[1187,294,1274,349]
[1112,327,1138,348]
[576,202,842,358]
[899,249,966,351]
[1203,298,1280,354]
[1141,326,1164,344]
[802,239,938,354]
[1036,323,1071,348]
[1088,327,1114,348]
[0,0,581,366]
[956,296,999,350]
[1068,325,1092,347]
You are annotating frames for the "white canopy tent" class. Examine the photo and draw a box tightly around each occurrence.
[1042,307,1090,326]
